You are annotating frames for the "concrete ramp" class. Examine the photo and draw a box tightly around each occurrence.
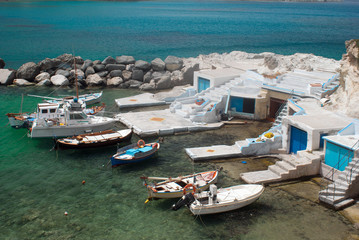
[115,93,166,109]
[186,144,242,161]
[116,109,223,137]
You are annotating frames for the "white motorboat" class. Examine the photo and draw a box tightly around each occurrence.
[29,99,116,138]
[172,184,264,215]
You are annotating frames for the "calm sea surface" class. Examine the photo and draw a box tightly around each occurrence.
[0,86,358,239]
[0,0,359,69]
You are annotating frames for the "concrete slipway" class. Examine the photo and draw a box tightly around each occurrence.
[116,109,223,138]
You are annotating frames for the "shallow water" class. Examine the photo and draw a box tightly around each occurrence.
[0,86,357,239]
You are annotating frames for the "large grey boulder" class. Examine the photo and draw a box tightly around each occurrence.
[13,79,35,86]
[86,74,104,86]
[106,64,125,72]
[56,54,84,65]
[36,79,51,86]
[125,79,142,89]
[132,69,144,81]
[35,72,50,83]
[85,66,95,77]
[93,60,101,65]
[93,64,106,72]
[116,55,135,65]
[0,69,15,85]
[182,63,199,85]
[155,74,172,90]
[0,58,5,69]
[69,69,85,83]
[107,77,123,86]
[139,80,156,91]
[102,56,116,65]
[50,74,69,86]
[134,60,151,71]
[165,56,183,72]
[143,71,152,83]
[81,59,93,71]
[151,58,165,71]
[122,70,132,81]
[56,69,70,78]
[171,70,184,86]
[264,55,279,70]
[109,70,122,78]
[97,71,109,78]
[38,58,62,71]
[16,62,40,81]
[126,64,135,71]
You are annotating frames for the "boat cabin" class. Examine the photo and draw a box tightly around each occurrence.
[37,103,63,119]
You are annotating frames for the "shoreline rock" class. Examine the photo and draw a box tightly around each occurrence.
[0,50,341,90]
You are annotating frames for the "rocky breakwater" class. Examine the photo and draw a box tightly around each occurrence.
[0,54,199,90]
[327,39,359,118]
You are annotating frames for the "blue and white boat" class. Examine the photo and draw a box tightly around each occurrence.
[111,140,160,167]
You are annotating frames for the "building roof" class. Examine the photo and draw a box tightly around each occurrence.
[324,135,359,150]
[286,113,352,130]
[198,68,243,78]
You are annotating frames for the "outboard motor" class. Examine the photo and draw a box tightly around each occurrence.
[208,184,217,205]
[172,193,195,211]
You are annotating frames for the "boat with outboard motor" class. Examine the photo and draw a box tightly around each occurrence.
[140,170,219,200]
[172,184,264,215]
[29,99,116,138]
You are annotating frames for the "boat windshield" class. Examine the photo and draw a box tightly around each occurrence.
[69,112,87,120]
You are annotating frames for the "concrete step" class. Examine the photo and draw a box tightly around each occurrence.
[282,156,311,168]
[240,170,281,184]
[319,188,346,197]
[276,161,297,172]
[326,183,349,192]
[268,165,288,176]
[319,194,346,205]
[297,151,321,161]
[333,198,355,210]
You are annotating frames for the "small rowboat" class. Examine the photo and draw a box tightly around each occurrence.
[111,140,160,167]
[172,184,264,215]
[56,129,132,149]
[140,170,219,200]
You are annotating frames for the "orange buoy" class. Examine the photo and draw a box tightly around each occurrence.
[137,139,145,148]
[82,180,86,185]
[64,211,68,216]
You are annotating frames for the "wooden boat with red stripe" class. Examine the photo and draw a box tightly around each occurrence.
[56,129,132,149]
[140,170,219,199]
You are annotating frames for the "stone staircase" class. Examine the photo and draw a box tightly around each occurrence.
[240,150,323,184]
[313,75,340,99]
[319,158,359,210]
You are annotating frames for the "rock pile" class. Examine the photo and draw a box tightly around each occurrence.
[0,54,199,90]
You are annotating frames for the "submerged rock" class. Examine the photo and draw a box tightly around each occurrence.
[13,78,35,86]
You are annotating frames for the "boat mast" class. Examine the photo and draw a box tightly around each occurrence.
[74,55,79,100]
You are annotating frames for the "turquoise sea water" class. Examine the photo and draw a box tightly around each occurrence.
[0,0,359,68]
[0,86,358,239]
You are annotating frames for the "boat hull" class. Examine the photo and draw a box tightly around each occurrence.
[146,170,219,199]
[189,184,264,215]
[57,130,132,149]
[111,142,159,167]
[30,118,116,138]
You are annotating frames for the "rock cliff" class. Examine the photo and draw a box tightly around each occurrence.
[327,39,359,118]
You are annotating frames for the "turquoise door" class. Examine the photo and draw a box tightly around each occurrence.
[289,126,307,154]
[198,77,210,93]
[230,97,243,112]
[325,141,353,171]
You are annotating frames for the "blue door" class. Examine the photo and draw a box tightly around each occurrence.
[198,77,210,93]
[289,126,307,154]
[325,141,353,171]
[230,97,243,112]
[319,133,327,149]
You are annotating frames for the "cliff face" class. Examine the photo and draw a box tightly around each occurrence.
[328,39,359,118]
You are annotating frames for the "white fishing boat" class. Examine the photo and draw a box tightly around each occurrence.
[172,184,264,215]
[140,170,219,200]
[29,99,116,138]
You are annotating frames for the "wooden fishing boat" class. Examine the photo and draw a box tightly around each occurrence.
[84,103,106,115]
[56,129,132,149]
[111,140,160,167]
[140,170,219,200]
[6,112,35,128]
[172,184,264,215]
[35,91,103,106]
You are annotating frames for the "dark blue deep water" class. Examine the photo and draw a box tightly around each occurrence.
[0,0,359,69]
